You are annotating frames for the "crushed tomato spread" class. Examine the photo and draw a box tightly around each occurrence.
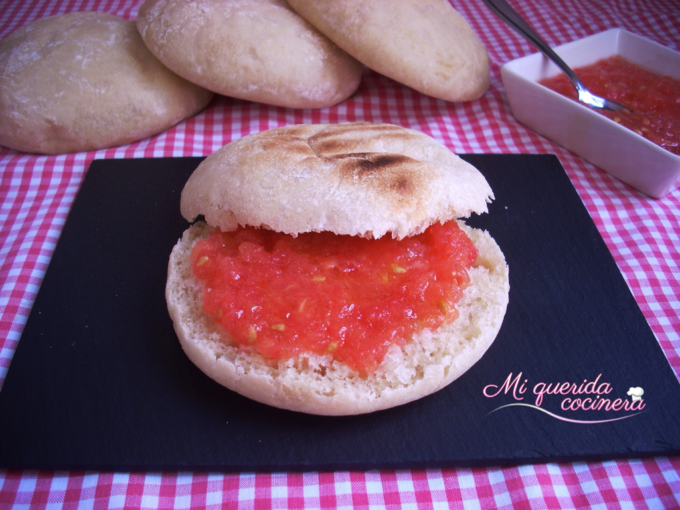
[539,55,680,155]
[191,221,478,375]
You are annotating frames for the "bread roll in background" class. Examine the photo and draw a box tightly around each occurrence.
[167,123,509,416]
[286,0,491,103]
[136,0,363,109]
[0,12,213,155]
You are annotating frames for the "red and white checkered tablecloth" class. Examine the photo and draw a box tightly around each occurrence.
[1,0,679,507]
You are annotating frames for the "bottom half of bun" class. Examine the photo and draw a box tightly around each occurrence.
[165,221,509,415]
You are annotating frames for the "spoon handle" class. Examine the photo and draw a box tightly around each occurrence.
[482,0,586,94]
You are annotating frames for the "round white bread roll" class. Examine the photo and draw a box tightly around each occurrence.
[286,0,491,103]
[167,122,509,415]
[0,12,213,155]
[136,0,363,109]
[181,122,494,240]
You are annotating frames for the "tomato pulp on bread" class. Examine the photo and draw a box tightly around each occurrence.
[539,55,680,155]
[191,221,478,375]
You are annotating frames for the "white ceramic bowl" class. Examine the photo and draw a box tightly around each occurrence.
[501,28,680,198]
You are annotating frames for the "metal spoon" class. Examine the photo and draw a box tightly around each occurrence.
[482,0,633,112]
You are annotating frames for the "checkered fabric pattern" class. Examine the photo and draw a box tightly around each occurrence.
[1,0,679,508]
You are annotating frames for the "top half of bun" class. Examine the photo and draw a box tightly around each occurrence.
[180,122,493,240]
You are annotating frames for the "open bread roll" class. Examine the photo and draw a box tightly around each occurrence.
[0,12,213,154]
[286,0,491,103]
[167,123,509,415]
[136,0,363,109]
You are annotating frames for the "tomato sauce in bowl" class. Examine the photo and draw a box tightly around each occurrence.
[191,221,478,375]
[539,55,680,155]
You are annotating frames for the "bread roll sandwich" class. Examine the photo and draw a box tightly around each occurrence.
[166,122,509,415]
[286,0,491,103]
[0,12,213,154]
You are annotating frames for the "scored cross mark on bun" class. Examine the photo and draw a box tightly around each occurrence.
[166,123,509,415]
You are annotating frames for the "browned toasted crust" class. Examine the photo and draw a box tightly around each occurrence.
[180,123,494,239]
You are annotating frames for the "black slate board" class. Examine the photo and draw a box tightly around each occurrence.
[1,155,679,471]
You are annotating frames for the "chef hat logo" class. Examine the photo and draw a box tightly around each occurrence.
[627,387,644,401]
